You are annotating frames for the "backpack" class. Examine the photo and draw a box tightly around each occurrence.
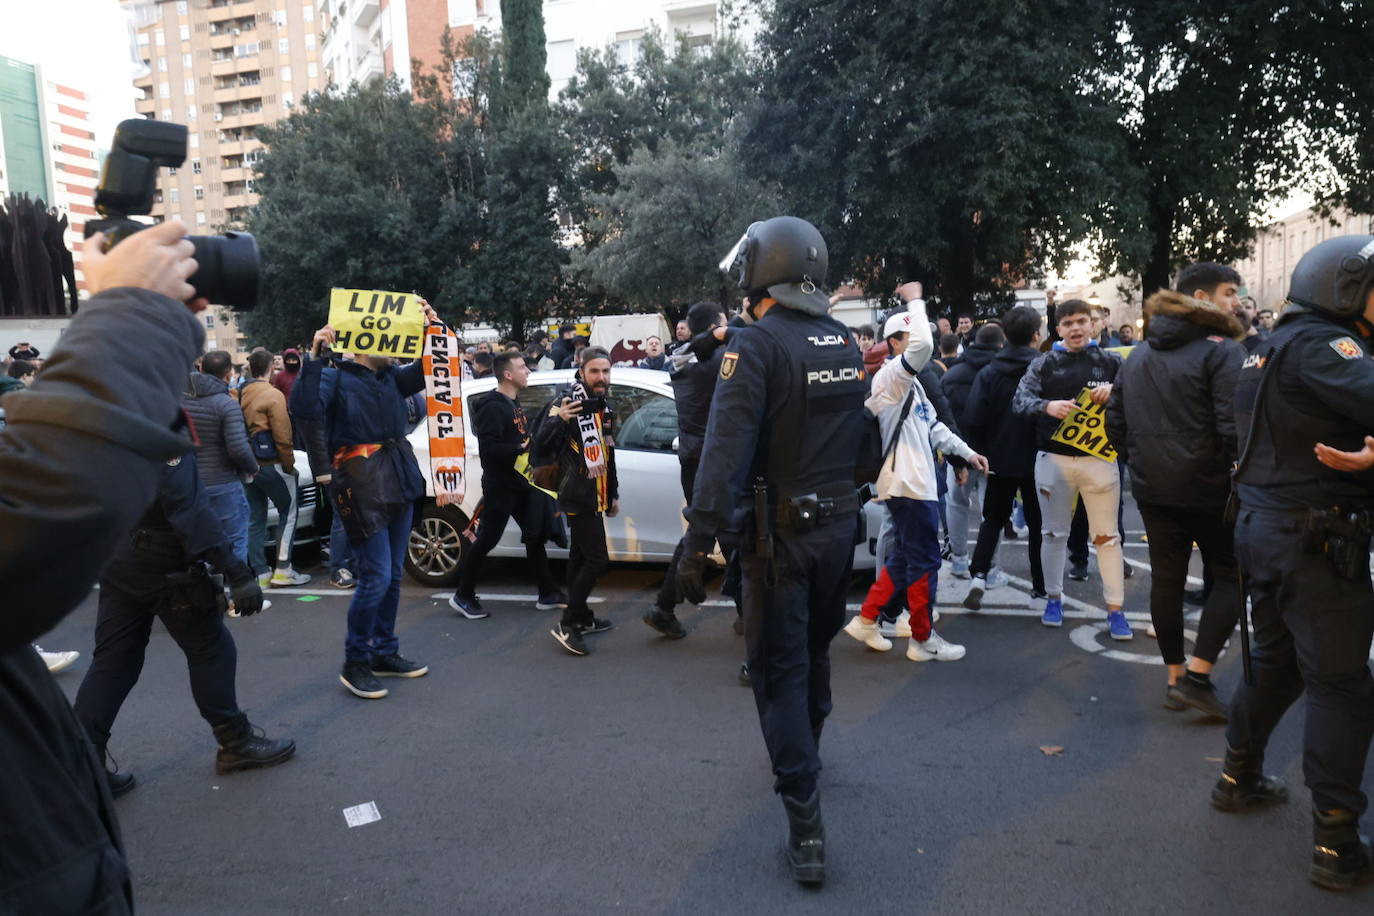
[854,386,916,485]
[525,390,565,493]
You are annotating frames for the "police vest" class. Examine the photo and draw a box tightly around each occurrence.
[749,308,867,498]
[1235,311,1374,511]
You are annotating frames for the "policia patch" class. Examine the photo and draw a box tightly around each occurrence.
[1330,337,1365,360]
[720,351,739,380]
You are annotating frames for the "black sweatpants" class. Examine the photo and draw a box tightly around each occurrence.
[1136,501,1240,666]
[1227,508,1374,814]
[564,511,610,628]
[971,474,1044,593]
[458,484,556,598]
[741,517,855,799]
[74,559,244,754]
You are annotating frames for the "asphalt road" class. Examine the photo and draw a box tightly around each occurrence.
[44,500,1374,915]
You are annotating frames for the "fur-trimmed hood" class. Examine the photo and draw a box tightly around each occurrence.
[1143,289,1245,349]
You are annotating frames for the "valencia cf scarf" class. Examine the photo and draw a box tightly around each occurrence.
[423,324,465,507]
[570,378,610,512]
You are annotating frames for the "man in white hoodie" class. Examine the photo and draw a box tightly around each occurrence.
[844,291,988,661]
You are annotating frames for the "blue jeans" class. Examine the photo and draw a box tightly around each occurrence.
[330,510,350,575]
[245,464,298,576]
[205,480,250,566]
[344,506,413,662]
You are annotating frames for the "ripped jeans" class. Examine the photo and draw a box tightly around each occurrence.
[1035,451,1124,606]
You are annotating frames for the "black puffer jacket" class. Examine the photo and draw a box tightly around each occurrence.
[1105,290,1246,508]
[182,372,256,485]
[534,385,620,515]
[963,344,1041,478]
[939,342,999,425]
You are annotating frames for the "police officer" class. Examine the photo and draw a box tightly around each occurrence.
[676,217,866,885]
[1214,235,1374,891]
[73,449,296,796]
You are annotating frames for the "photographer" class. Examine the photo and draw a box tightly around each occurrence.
[0,220,207,913]
[292,315,438,700]
[536,346,620,656]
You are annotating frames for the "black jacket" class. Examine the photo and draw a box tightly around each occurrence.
[472,389,531,494]
[668,332,727,465]
[534,385,620,515]
[1014,343,1122,454]
[939,342,999,425]
[182,371,256,485]
[963,344,1041,478]
[1105,291,1246,508]
[919,364,961,437]
[0,287,203,914]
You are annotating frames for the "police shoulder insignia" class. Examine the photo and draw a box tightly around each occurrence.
[167,456,182,467]
[720,352,739,380]
[1206,335,1225,343]
[1329,337,1364,360]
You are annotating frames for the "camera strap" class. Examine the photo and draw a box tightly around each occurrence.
[423,324,466,508]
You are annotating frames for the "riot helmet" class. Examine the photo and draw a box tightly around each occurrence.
[718,216,830,316]
[1287,234,1374,319]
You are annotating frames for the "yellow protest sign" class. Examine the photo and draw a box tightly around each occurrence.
[1050,388,1118,462]
[327,288,426,359]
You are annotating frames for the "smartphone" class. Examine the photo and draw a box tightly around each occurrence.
[576,396,607,414]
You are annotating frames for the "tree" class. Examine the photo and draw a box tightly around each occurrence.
[241,79,469,347]
[1100,0,1374,295]
[572,137,780,309]
[750,0,1139,318]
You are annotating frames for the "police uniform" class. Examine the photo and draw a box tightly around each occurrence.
[1217,235,1374,890]
[73,451,294,786]
[678,216,865,885]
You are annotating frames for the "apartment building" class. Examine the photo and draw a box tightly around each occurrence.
[0,54,97,294]
[324,0,747,96]
[129,0,325,354]
[1234,204,1374,311]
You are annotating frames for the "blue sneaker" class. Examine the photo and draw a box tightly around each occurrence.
[1107,611,1133,641]
[1041,597,1063,628]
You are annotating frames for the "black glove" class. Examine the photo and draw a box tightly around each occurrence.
[226,564,264,617]
[675,531,714,605]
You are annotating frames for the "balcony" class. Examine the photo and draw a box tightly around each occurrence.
[353,0,380,26]
[220,166,247,183]
[209,32,234,49]
[222,192,250,210]
[355,49,385,84]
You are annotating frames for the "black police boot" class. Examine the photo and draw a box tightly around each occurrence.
[1210,745,1288,812]
[781,789,825,886]
[642,607,687,639]
[214,720,297,775]
[1311,808,1374,891]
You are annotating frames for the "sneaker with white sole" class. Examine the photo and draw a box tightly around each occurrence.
[951,556,971,579]
[877,610,912,639]
[963,576,985,610]
[257,572,271,589]
[985,568,1007,589]
[330,569,356,589]
[269,568,312,587]
[1107,611,1133,641]
[907,631,966,662]
[1042,597,1064,627]
[1146,622,1157,638]
[34,645,79,674]
[842,615,892,652]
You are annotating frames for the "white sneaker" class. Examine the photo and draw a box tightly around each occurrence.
[1146,622,1157,638]
[907,631,966,662]
[269,568,312,587]
[34,645,79,674]
[951,556,971,579]
[257,572,271,589]
[842,615,893,652]
[878,610,912,639]
[985,567,1008,589]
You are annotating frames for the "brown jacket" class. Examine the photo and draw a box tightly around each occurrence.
[237,378,295,472]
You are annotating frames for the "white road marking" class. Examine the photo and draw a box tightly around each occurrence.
[429,593,604,604]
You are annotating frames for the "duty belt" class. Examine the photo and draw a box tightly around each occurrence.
[775,490,862,531]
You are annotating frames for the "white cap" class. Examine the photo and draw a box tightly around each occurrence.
[883,311,913,339]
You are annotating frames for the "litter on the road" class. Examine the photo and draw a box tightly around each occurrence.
[296,596,321,603]
[343,801,382,828]
[1040,746,1065,757]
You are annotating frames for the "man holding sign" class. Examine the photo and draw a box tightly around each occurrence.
[291,294,441,700]
[1013,299,1129,636]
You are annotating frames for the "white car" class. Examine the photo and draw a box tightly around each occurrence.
[263,449,320,549]
[403,367,878,587]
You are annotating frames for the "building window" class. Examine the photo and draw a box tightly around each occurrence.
[546,40,576,83]
[275,10,287,27]
[235,43,259,58]
[279,38,290,53]
[280,65,292,83]
[197,211,207,225]
[305,34,316,50]
[615,31,644,68]
[185,77,195,95]
[187,106,197,120]
[169,166,178,175]
[177,0,188,13]
[192,159,202,174]
[138,30,149,45]
[158,58,168,72]
[303,5,313,22]
[159,81,170,98]
[189,132,199,147]
[205,313,215,328]
[155,29,165,45]
[282,92,294,108]
[180,25,190,41]
[307,61,318,79]
[194,186,205,200]
[170,187,180,202]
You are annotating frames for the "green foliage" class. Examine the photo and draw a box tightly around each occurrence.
[572,137,780,309]
[1101,0,1374,293]
[751,0,1138,318]
[497,0,550,115]
[240,79,470,347]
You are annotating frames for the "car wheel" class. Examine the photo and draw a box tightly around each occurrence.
[405,503,470,587]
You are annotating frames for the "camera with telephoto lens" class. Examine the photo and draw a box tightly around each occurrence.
[85,118,260,309]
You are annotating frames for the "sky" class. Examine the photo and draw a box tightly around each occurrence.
[0,0,146,149]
